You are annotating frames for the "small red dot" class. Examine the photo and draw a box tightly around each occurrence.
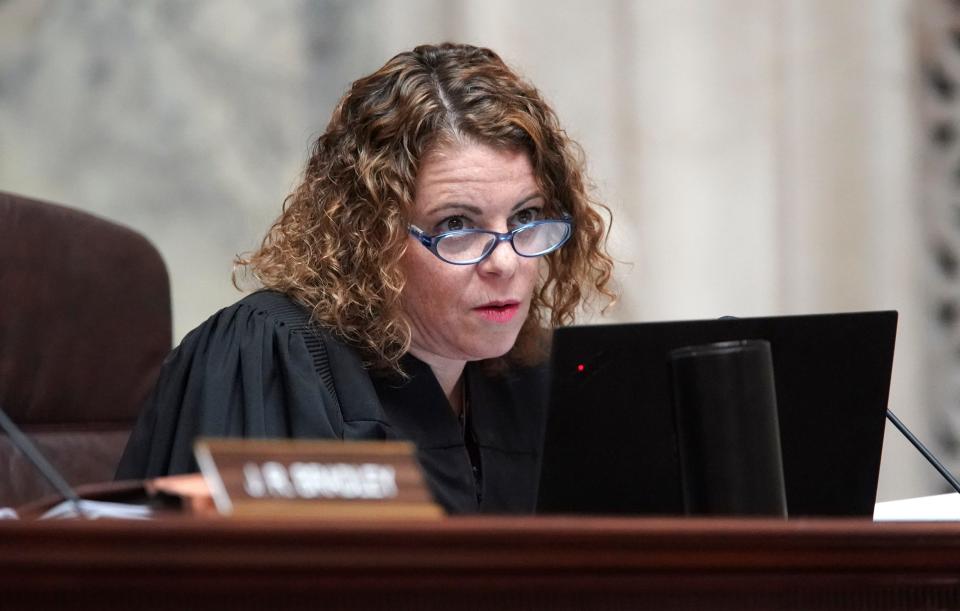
[576,364,585,372]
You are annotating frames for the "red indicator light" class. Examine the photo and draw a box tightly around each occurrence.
[576,364,585,372]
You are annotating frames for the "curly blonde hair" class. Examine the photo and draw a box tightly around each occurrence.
[238,43,615,372]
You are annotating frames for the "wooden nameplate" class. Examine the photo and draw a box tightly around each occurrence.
[193,438,444,520]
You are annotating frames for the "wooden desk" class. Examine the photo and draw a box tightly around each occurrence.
[2,517,959,610]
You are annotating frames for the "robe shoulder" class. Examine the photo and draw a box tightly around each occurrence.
[115,291,380,479]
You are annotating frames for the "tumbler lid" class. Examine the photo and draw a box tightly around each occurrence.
[669,339,770,360]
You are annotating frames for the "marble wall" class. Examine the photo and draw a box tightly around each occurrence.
[0,0,366,337]
[0,0,939,500]
[918,0,960,498]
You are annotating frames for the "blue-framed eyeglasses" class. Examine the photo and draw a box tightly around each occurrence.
[408,217,573,265]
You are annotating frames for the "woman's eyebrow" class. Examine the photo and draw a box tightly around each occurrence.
[511,194,545,212]
[427,202,484,216]
[427,194,544,217]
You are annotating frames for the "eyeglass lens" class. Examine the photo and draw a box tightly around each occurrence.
[436,222,568,263]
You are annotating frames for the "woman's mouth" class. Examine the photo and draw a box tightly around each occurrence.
[473,301,520,323]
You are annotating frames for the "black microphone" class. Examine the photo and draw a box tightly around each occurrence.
[886,409,960,494]
[0,405,88,518]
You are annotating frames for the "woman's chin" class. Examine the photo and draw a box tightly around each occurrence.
[463,337,520,362]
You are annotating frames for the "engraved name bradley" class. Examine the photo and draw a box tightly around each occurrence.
[241,461,399,500]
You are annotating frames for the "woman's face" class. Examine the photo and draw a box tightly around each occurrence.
[400,142,543,368]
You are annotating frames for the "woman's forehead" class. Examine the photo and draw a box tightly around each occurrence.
[414,143,538,207]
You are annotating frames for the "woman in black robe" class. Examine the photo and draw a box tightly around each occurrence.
[117,43,615,514]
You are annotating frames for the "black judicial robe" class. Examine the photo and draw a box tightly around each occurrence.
[116,291,549,514]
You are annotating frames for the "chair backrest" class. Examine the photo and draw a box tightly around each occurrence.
[0,191,171,508]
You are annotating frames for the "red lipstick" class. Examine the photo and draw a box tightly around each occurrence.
[474,301,520,323]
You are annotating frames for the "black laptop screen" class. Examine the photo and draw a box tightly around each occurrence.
[535,311,898,517]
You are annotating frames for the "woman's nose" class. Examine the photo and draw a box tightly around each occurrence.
[477,237,519,278]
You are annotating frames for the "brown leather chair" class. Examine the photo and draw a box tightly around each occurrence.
[0,191,171,508]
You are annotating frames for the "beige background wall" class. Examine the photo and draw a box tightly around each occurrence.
[0,0,939,500]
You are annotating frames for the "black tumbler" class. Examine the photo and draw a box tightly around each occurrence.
[669,339,787,516]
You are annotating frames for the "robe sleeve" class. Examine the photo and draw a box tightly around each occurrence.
[115,298,344,479]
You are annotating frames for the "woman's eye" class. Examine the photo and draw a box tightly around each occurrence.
[513,208,541,226]
[438,216,466,232]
